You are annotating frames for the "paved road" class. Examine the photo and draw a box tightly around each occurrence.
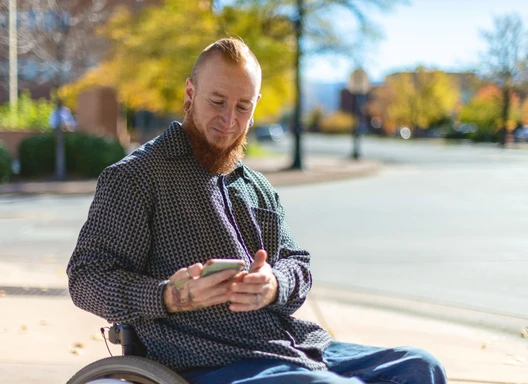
[265,135,528,319]
[267,133,528,165]
[1,135,527,321]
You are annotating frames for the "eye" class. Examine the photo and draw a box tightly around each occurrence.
[211,100,223,106]
[237,105,250,112]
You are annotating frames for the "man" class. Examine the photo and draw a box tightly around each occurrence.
[49,102,77,132]
[68,38,447,384]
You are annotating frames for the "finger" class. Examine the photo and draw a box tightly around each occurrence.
[241,273,267,284]
[167,279,232,311]
[197,281,232,300]
[198,292,231,307]
[199,292,232,308]
[232,271,248,282]
[171,268,192,283]
[187,263,203,278]
[250,249,268,272]
[199,268,240,287]
[229,292,259,305]
[230,282,262,294]
[229,297,260,312]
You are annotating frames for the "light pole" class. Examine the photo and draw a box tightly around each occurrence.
[9,0,18,110]
[348,69,370,160]
[290,0,303,170]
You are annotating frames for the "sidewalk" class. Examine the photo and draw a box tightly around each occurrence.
[1,290,527,384]
[0,155,381,194]
[1,156,527,383]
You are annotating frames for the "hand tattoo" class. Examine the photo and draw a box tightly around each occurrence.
[170,279,198,311]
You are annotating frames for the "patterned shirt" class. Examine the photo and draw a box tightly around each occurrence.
[67,122,332,372]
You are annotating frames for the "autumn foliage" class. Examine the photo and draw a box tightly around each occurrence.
[61,0,295,122]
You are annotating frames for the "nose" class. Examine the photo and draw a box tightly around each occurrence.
[219,106,236,129]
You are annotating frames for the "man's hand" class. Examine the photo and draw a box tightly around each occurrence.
[163,263,239,313]
[228,250,278,312]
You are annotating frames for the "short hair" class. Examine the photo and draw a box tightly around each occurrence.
[191,38,261,87]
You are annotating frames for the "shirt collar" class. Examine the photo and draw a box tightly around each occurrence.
[162,121,193,159]
[162,121,250,183]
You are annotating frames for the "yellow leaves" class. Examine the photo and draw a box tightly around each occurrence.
[318,111,356,134]
[460,83,524,132]
[383,68,460,130]
[67,1,217,113]
[63,1,294,121]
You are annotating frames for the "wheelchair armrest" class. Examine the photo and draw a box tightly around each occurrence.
[108,323,147,357]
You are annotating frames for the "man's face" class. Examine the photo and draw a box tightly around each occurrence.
[184,54,261,150]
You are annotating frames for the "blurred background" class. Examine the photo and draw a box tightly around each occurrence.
[1,0,528,171]
[1,1,528,383]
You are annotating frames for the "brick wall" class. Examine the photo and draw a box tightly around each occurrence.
[0,131,46,160]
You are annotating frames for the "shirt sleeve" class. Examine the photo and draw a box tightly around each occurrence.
[267,192,313,316]
[67,165,170,323]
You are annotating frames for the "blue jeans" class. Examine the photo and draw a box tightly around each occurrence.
[179,341,448,384]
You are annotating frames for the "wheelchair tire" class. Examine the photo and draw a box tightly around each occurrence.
[67,355,190,384]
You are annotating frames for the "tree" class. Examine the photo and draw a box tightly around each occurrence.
[232,0,405,168]
[0,0,114,180]
[63,0,295,122]
[382,67,460,133]
[459,83,522,142]
[66,0,404,168]
[480,13,528,146]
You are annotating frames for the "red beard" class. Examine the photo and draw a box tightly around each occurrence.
[182,106,247,175]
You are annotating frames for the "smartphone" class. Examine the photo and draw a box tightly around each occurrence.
[201,259,245,277]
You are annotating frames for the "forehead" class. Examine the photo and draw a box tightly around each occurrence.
[196,55,261,101]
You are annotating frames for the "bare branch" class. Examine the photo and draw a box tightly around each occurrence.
[1,0,110,90]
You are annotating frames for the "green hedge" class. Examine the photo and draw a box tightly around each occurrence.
[0,141,11,184]
[19,133,126,178]
[0,91,54,132]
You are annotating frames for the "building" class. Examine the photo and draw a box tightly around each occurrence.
[0,0,160,104]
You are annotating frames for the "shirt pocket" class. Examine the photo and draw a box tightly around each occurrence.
[251,207,281,264]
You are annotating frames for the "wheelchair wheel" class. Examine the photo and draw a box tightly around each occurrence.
[67,355,190,384]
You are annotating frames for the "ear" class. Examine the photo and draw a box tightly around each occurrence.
[249,94,262,120]
[184,78,195,109]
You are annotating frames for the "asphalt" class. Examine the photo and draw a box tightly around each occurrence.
[0,155,527,384]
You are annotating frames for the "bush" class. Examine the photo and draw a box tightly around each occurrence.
[319,112,356,134]
[18,134,56,177]
[470,128,500,143]
[0,141,11,184]
[19,132,126,178]
[0,91,54,132]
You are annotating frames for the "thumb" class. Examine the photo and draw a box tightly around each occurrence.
[187,263,203,278]
[250,249,268,272]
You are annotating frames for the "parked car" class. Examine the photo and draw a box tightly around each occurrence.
[513,126,528,142]
[253,123,285,142]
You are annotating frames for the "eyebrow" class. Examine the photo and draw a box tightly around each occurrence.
[210,91,253,105]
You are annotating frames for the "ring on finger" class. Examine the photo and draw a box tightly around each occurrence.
[254,294,260,305]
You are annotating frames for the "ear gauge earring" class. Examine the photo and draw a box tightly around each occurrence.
[249,118,254,127]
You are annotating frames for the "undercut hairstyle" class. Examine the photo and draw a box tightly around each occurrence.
[191,38,261,88]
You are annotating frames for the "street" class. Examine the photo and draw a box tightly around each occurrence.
[270,135,528,320]
[1,135,527,321]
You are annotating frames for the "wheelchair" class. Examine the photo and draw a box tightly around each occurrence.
[67,324,190,384]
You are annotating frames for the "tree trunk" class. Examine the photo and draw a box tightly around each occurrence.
[290,0,303,170]
[499,86,511,147]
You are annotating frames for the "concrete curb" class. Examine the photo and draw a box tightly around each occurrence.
[310,285,528,338]
[0,157,382,195]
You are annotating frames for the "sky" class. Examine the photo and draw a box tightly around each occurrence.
[304,0,528,83]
